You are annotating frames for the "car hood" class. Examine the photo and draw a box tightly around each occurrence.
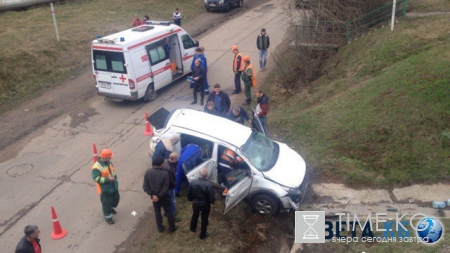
[262,143,306,188]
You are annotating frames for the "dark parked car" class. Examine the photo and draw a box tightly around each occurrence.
[204,0,243,12]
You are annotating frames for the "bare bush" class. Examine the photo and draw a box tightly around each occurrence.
[273,0,389,92]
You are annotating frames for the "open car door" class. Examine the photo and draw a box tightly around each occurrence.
[224,169,252,214]
[185,159,217,183]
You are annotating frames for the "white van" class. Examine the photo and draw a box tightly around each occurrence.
[91,21,198,101]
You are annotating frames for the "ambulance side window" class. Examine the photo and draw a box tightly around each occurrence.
[147,41,168,66]
[111,53,126,73]
[181,34,196,49]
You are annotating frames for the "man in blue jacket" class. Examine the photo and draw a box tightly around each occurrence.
[175,144,202,195]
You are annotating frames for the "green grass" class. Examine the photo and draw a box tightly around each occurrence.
[0,0,203,113]
[409,0,450,12]
[268,13,450,188]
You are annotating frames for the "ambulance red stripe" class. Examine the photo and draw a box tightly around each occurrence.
[92,45,123,51]
[127,28,183,51]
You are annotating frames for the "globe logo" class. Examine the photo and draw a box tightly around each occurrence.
[417,217,443,244]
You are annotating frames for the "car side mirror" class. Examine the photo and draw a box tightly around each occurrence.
[195,41,199,47]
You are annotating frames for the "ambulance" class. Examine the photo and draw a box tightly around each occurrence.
[91,21,199,102]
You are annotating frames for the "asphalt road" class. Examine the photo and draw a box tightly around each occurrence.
[0,1,288,252]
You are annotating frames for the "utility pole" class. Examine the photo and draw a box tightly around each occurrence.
[391,0,397,32]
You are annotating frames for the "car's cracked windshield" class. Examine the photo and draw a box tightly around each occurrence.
[240,131,279,172]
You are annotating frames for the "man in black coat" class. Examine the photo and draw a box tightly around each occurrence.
[143,156,177,233]
[191,59,205,105]
[187,167,216,239]
[15,225,41,253]
[206,83,231,117]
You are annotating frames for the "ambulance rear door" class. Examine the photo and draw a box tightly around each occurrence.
[179,32,198,73]
[93,48,130,97]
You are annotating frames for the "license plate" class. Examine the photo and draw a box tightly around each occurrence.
[209,3,215,6]
[99,82,111,89]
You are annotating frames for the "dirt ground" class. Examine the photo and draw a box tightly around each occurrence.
[0,1,309,252]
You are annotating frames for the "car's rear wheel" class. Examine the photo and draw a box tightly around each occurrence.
[251,194,279,216]
[143,84,157,102]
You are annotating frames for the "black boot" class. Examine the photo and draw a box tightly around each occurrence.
[191,100,197,105]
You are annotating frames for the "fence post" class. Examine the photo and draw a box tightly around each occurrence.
[345,22,351,45]
[402,0,407,18]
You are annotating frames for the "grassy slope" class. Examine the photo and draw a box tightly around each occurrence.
[0,0,202,112]
[269,13,450,188]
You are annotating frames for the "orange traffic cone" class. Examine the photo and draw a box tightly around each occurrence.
[93,143,98,164]
[50,206,67,240]
[144,112,154,136]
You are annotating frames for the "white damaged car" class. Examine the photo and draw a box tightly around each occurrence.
[149,108,308,215]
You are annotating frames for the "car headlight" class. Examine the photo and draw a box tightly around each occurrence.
[204,0,208,3]
[283,186,301,195]
[219,0,224,4]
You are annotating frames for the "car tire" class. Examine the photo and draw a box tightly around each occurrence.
[205,7,211,12]
[251,194,279,216]
[237,0,242,7]
[143,84,157,102]
[225,3,230,12]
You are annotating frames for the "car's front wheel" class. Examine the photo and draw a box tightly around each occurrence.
[251,194,279,216]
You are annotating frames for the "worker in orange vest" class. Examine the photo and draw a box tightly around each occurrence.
[231,45,244,94]
[218,148,244,196]
[92,149,120,225]
[241,55,257,104]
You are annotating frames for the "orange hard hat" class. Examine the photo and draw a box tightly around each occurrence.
[100,149,113,158]
[231,45,238,51]
[243,55,250,62]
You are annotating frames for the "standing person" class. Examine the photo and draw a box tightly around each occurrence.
[15,225,41,253]
[152,133,180,164]
[175,144,202,196]
[191,59,205,105]
[206,83,231,117]
[163,152,181,222]
[92,149,120,225]
[187,167,216,240]
[131,13,141,27]
[143,157,177,233]
[256,28,270,71]
[191,47,208,94]
[231,45,244,94]
[173,8,182,26]
[226,106,251,125]
[255,89,269,136]
[241,55,256,104]
[141,14,150,25]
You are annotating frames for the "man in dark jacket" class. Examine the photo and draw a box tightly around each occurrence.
[191,59,205,105]
[143,157,177,233]
[15,225,41,253]
[163,152,181,221]
[152,133,180,164]
[206,83,231,117]
[256,28,270,71]
[188,167,216,239]
[226,106,251,125]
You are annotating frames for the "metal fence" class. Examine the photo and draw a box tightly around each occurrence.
[294,0,408,48]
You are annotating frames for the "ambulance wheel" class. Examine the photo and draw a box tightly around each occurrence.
[251,194,279,216]
[143,84,157,102]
